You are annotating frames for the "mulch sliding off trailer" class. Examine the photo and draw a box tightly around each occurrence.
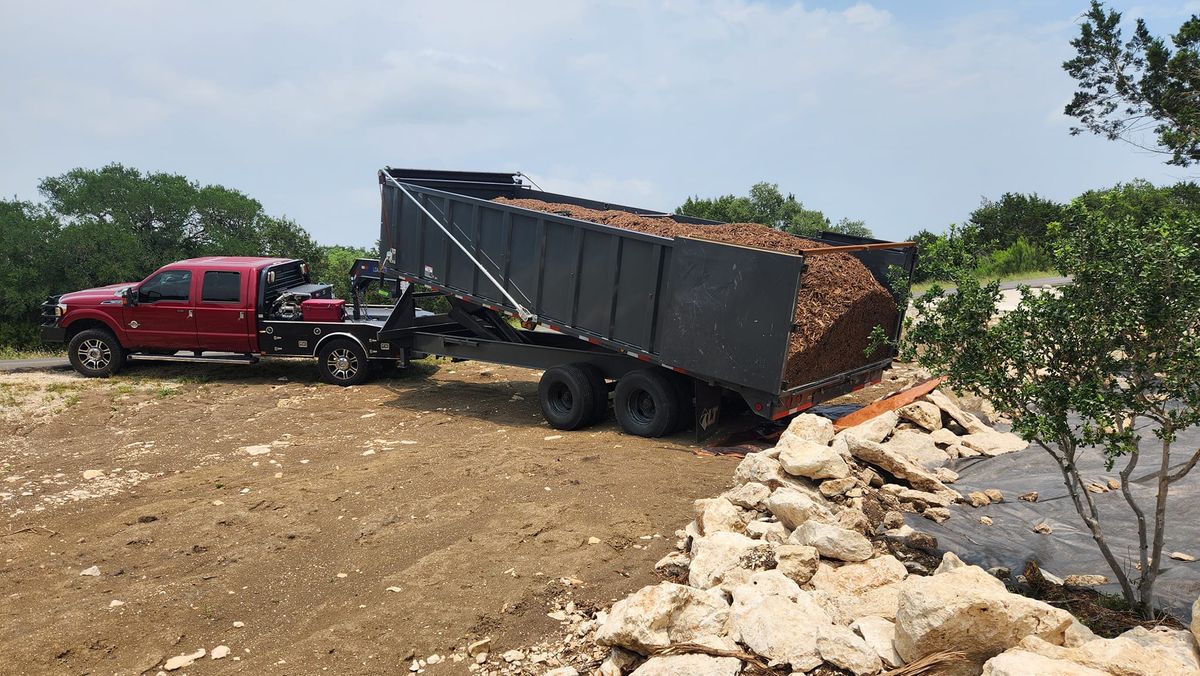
[376,168,915,439]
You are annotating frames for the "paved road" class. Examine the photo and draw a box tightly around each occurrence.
[914,276,1071,298]
[0,357,69,372]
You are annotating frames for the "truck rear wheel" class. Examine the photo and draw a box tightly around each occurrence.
[317,339,371,386]
[614,369,680,438]
[67,328,126,378]
[539,364,606,430]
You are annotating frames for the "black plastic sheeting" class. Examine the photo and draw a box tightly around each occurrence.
[913,420,1200,622]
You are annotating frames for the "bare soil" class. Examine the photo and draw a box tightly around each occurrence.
[494,198,897,387]
[0,359,734,675]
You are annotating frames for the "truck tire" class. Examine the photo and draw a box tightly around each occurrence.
[317,339,371,386]
[539,364,605,430]
[67,328,126,378]
[614,369,680,438]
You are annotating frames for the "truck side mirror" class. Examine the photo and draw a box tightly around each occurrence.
[123,286,138,306]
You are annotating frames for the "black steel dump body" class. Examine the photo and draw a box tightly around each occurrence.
[378,168,914,421]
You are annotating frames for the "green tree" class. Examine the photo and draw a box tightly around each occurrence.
[1064,1,1200,165]
[969,193,1065,249]
[676,182,873,238]
[900,181,1200,618]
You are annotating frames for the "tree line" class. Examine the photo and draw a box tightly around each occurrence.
[0,164,372,347]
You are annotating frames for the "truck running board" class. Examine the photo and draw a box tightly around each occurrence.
[129,353,259,365]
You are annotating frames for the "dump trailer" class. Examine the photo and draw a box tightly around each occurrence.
[377,168,915,439]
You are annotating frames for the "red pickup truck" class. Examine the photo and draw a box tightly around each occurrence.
[42,256,408,384]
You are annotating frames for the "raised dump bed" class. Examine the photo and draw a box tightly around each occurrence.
[378,168,914,438]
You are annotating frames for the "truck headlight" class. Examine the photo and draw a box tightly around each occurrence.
[55,303,67,317]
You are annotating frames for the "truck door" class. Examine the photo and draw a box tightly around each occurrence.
[124,269,198,350]
[194,270,252,353]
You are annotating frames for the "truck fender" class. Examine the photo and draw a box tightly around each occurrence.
[311,332,368,358]
[62,310,127,344]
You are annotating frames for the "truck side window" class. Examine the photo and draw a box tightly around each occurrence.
[138,270,192,303]
[202,271,241,303]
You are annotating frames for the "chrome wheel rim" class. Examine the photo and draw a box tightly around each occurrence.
[78,339,111,371]
[327,348,359,380]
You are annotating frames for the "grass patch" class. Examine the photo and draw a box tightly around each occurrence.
[0,346,64,360]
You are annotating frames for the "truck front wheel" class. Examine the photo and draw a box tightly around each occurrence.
[317,339,371,386]
[614,369,680,438]
[67,328,126,378]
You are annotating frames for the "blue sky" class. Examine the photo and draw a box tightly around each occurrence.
[4,1,1200,246]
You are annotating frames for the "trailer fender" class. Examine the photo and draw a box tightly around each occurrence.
[311,332,369,358]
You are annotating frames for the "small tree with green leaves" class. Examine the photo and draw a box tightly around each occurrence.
[899,182,1200,618]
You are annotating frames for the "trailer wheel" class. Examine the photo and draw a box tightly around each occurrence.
[614,369,680,438]
[539,364,604,430]
[67,328,126,378]
[317,339,371,386]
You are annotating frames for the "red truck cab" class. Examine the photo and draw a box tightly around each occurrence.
[43,257,298,376]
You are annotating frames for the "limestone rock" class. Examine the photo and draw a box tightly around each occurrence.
[731,570,803,603]
[981,649,1109,675]
[733,452,797,489]
[745,520,788,543]
[934,467,959,483]
[960,430,1029,456]
[654,551,691,578]
[790,520,873,562]
[820,477,857,497]
[1063,574,1107,587]
[933,551,967,574]
[783,413,836,445]
[819,624,883,675]
[164,649,206,671]
[725,482,770,510]
[967,491,991,507]
[779,436,850,481]
[836,507,872,534]
[598,648,640,676]
[813,581,906,625]
[1064,620,1098,648]
[629,654,742,676]
[595,582,734,654]
[1119,626,1200,673]
[897,401,942,431]
[730,586,831,671]
[923,507,950,523]
[766,487,828,530]
[898,488,957,508]
[885,429,951,469]
[844,434,947,493]
[775,544,820,585]
[924,390,990,434]
[841,411,899,444]
[688,531,773,589]
[894,564,1074,671]
[1019,491,1039,502]
[983,488,1004,503]
[930,427,959,446]
[695,497,745,535]
[852,616,904,669]
[1013,630,1200,676]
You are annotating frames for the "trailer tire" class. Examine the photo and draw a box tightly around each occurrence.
[67,328,126,378]
[317,339,371,386]
[539,364,602,431]
[614,369,680,438]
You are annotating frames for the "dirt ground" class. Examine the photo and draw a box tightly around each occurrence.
[0,358,742,675]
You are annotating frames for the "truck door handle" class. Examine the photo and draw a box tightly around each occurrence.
[239,311,245,320]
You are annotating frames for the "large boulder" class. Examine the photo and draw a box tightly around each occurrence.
[774,544,820,585]
[851,616,904,669]
[730,585,831,671]
[897,401,942,431]
[783,413,835,445]
[766,487,829,529]
[809,555,908,595]
[724,482,771,510]
[779,436,850,481]
[924,390,990,434]
[840,411,899,444]
[694,497,745,535]
[884,429,952,469]
[844,434,948,493]
[629,655,742,676]
[894,565,1074,672]
[981,650,1109,675]
[819,624,883,675]
[595,582,734,654]
[790,521,873,562]
[959,429,1029,456]
[1010,630,1200,676]
[689,531,773,589]
[733,451,798,489]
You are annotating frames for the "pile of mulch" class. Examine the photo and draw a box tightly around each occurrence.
[494,197,897,387]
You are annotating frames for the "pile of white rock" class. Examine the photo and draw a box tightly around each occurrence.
[582,394,1200,675]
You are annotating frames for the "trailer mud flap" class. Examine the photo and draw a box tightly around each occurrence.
[694,381,724,442]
